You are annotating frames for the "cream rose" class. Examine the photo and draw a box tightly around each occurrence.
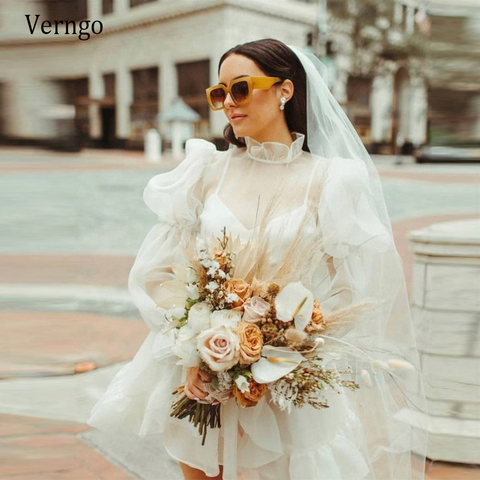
[235,321,263,365]
[197,325,240,371]
[211,309,242,329]
[171,326,200,367]
[188,302,212,333]
[242,296,271,323]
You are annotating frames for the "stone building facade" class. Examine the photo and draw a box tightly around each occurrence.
[428,0,480,145]
[0,0,429,152]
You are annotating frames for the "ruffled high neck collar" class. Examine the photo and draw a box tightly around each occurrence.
[244,132,305,164]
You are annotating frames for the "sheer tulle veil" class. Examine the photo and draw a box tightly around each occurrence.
[287,44,429,478]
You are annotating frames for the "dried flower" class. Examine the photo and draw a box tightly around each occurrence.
[250,277,270,299]
[260,323,279,342]
[206,281,219,292]
[285,328,308,343]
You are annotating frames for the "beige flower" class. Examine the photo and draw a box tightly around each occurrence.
[225,279,252,309]
[235,322,263,365]
[242,296,271,323]
[233,379,267,407]
[196,325,240,371]
[250,277,270,299]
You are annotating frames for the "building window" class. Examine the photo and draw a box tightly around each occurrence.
[56,77,90,141]
[102,0,114,15]
[130,67,159,144]
[130,0,157,7]
[347,76,373,143]
[176,59,210,135]
[44,0,88,22]
[0,83,6,137]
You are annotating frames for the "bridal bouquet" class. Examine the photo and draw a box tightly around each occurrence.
[157,227,374,444]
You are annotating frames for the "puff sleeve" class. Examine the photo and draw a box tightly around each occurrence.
[128,139,216,336]
[314,157,398,324]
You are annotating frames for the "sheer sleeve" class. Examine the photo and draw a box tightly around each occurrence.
[128,139,216,336]
[315,157,394,319]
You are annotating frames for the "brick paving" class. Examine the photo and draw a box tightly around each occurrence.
[0,311,148,378]
[0,146,478,479]
[0,413,135,480]
[0,254,134,286]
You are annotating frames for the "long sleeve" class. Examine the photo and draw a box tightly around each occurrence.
[128,139,217,335]
[313,157,398,338]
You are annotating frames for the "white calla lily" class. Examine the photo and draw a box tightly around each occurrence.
[160,279,188,297]
[156,296,188,310]
[274,281,313,331]
[251,345,305,384]
[171,263,187,283]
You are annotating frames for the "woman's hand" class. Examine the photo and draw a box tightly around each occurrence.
[184,366,211,401]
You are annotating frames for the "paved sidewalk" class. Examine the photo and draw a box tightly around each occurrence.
[0,147,478,479]
[0,413,135,480]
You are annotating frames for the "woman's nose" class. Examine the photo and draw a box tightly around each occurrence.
[223,91,236,108]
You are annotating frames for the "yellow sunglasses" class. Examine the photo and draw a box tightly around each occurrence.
[206,76,282,111]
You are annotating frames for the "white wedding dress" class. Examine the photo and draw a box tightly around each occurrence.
[87,133,422,480]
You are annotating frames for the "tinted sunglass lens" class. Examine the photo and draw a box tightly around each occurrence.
[231,81,249,103]
[210,88,225,108]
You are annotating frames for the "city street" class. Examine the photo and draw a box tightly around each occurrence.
[0,146,479,480]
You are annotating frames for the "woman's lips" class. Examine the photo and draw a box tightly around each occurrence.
[230,115,247,123]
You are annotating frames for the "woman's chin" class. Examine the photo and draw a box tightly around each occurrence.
[231,126,249,138]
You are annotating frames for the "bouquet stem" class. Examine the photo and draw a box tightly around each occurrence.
[170,386,222,445]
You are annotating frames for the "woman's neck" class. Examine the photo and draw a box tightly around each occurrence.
[248,121,294,146]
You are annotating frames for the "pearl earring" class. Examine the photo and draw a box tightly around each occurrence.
[280,97,286,110]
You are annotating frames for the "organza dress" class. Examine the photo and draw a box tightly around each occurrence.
[87,133,425,480]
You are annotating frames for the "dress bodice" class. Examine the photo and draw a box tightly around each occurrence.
[199,132,319,265]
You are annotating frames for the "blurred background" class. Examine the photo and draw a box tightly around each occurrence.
[0,1,478,479]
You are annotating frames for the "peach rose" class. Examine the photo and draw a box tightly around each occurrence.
[233,379,267,407]
[225,278,252,309]
[235,322,263,365]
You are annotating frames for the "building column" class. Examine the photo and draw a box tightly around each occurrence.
[393,1,403,25]
[160,58,177,116]
[115,0,129,15]
[370,62,395,145]
[87,0,101,19]
[209,52,226,139]
[330,54,350,105]
[408,75,428,146]
[88,69,104,139]
[406,6,415,35]
[115,64,132,140]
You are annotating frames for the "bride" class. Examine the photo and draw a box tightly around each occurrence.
[87,38,428,480]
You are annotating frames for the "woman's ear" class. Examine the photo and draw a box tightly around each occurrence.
[279,79,294,102]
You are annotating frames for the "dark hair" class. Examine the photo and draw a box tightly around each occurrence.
[218,38,309,152]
